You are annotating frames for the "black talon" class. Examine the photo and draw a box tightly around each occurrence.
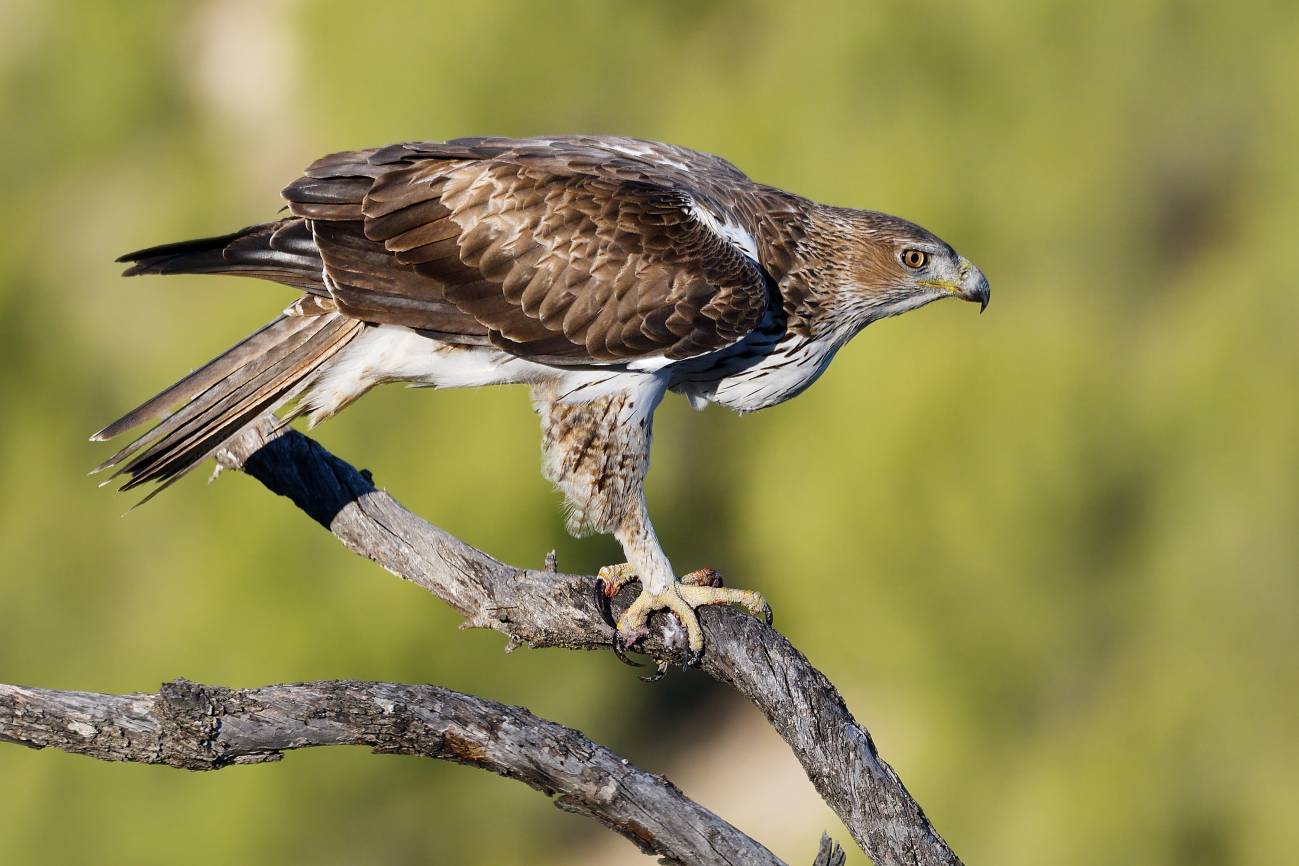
[685,648,704,669]
[612,630,643,668]
[640,660,670,683]
[763,606,773,627]
[594,578,617,628]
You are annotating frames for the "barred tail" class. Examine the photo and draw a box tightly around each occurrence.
[91,299,363,502]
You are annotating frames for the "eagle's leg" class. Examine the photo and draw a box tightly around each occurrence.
[533,381,768,672]
[600,495,771,671]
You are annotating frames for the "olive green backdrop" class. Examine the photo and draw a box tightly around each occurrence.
[1,1,1296,864]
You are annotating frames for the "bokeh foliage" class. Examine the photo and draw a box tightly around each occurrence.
[1,1,1296,863]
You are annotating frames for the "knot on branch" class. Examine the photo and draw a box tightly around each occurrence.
[155,679,228,769]
[156,679,280,769]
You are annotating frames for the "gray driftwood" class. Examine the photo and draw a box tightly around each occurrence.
[0,416,961,865]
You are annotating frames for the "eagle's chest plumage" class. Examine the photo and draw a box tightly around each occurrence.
[667,322,843,414]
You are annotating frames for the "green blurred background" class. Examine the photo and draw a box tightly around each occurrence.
[2,0,1296,863]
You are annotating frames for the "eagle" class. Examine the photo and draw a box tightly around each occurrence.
[93,135,989,675]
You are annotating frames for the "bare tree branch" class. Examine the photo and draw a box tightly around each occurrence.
[0,679,787,866]
[207,418,963,866]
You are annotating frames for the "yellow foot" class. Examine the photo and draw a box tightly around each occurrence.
[594,564,771,680]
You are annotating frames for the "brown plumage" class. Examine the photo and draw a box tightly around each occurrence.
[282,138,790,363]
[95,135,989,666]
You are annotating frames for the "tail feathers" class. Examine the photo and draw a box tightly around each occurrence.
[93,309,364,503]
[90,315,307,443]
[117,219,326,293]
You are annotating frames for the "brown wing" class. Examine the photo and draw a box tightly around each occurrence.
[282,139,774,364]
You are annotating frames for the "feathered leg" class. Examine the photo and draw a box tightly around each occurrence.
[534,376,770,677]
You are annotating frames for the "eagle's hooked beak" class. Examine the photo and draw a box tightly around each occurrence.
[920,257,990,312]
[956,257,990,313]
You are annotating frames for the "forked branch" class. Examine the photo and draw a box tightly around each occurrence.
[214,418,961,866]
[0,417,959,865]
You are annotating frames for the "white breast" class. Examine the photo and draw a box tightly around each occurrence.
[670,329,843,414]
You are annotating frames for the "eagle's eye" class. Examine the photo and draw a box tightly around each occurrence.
[900,248,929,270]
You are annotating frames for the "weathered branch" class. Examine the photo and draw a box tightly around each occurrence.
[0,678,784,865]
[208,418,962,866]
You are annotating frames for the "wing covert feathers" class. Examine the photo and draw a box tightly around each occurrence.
[281,136,785,364]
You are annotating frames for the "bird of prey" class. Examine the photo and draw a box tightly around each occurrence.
[93,135,989,674]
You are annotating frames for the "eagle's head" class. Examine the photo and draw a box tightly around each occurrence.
[813,207,990,334]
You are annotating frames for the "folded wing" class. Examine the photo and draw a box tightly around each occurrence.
[282,138,774,365]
